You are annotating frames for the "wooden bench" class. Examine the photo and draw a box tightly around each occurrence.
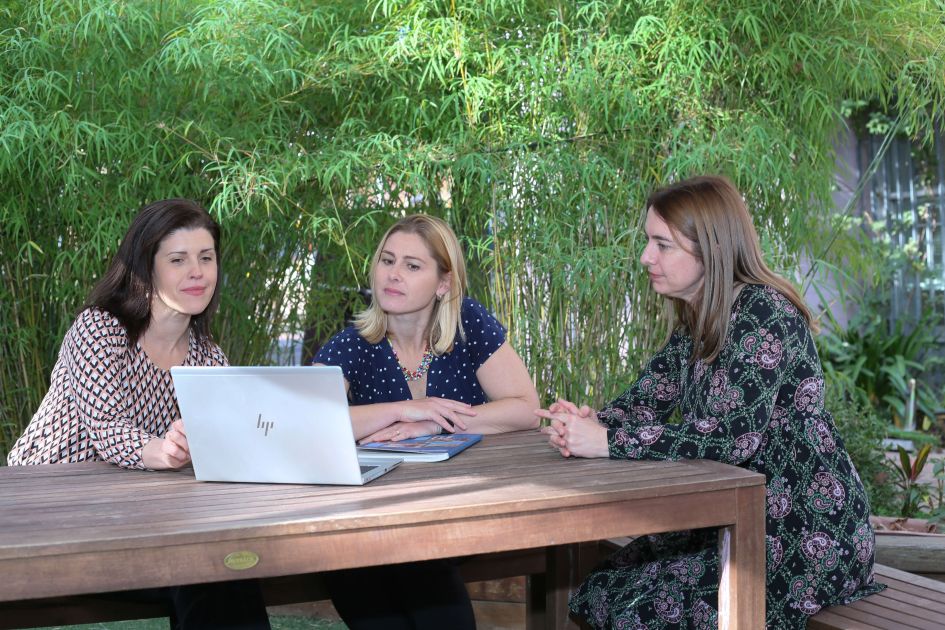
[597,539,945,629]
[808,563,945,629]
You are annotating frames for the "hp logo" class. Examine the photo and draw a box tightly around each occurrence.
[256,414,274,436]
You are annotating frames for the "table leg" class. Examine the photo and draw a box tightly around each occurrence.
[718,485,766,629]
[525,571,546,630]
[528,543,600,630]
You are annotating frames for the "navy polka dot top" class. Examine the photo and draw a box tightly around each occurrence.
[314,297,507,405]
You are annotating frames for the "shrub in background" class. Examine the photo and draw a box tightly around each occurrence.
[3,0,945,458]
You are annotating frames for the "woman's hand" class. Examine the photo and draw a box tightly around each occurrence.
[393,397,475,433]
[548,398,596,418]
[536,399,609,459]
[141,419,191,469]
[360,420,442,444]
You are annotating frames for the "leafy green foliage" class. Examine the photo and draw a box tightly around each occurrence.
[894,443,933,518]
[3,0,945,458]
[929,459,945,527]
[817,293,944,427]
[886,427,941,449]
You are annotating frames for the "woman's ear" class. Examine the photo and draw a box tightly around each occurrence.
[437,272,452,300]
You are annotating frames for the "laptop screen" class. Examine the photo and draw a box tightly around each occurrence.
[171,366,399,485]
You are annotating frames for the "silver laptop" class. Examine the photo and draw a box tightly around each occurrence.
[170,365,401,485]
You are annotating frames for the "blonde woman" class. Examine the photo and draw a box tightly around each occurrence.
[315,213,539,441]
[315,213,539,630]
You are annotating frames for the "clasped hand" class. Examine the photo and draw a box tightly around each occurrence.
[535,399,609,458]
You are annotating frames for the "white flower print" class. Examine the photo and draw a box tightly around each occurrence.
[767,535,784,570]
[804,416,837,453]
[693,416,720,434]
[692,600,718,629]
[767,477,792,519]
[730,432,763,462]
[637,425,665,446]
[709,369,743,414]
[794,377,825,414]
[741,327,784,369]
[807,472,845,513]
[768,287,799,316]
[801,531,840,573]
[789,574,822,616]
[654,582,684,623]
[612,428,642,458]
[640,374,680,401]
[853,523,874,564]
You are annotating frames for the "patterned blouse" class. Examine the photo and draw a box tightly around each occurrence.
[569,283,881,629]
[314,297,506,405]
[6,308,228,469]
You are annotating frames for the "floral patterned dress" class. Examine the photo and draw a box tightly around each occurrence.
[569,284,883,629]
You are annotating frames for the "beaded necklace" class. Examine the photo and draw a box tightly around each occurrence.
[389,339,434,381]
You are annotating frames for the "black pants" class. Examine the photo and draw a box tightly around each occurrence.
[327,560,477,630]
[114,579,271,630]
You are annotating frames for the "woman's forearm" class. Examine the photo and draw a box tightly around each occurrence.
[348,403,400,440]
[464,395,541,434]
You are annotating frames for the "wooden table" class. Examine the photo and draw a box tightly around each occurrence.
[0,430,766,629]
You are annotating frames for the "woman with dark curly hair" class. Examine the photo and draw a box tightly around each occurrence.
[8,198,270,629]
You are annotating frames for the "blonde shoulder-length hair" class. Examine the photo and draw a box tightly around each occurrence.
[354,214,468,355]
[647,175,813,363]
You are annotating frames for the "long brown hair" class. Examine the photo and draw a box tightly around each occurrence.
[647,175,812,363]
[84,198,221,344]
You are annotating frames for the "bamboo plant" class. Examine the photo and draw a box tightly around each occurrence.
[2,0,944,458]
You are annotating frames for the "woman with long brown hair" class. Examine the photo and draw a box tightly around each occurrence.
[538,175,882,629]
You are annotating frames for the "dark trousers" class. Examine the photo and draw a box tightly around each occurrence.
[327,560,477,630]
[114,579,271,630]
